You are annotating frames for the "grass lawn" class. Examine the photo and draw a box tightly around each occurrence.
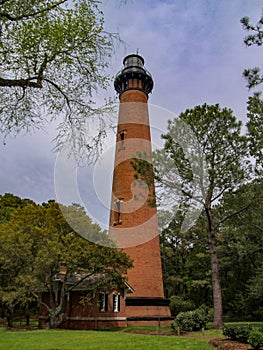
[0,327,215,350]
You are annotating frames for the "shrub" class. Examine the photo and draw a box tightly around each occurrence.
[174,308,208,332]
[223,324,252,343]
[169,296,195,316]
[248,329,263,350]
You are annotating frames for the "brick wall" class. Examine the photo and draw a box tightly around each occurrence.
[108,88,169,305]
[39,289,128,330]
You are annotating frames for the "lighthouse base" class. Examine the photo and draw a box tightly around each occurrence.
[125,297,173,326]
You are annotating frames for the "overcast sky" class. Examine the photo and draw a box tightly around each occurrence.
[0,0,262,229]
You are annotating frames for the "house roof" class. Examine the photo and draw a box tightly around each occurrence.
[37,272,134,294]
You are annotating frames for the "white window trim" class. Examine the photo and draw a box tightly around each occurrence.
[99,292,108,312]
[113,293,120,312]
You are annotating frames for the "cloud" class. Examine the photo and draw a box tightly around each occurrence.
[104,0,262,120]
[0,0,262,227]
[0,125,57,203]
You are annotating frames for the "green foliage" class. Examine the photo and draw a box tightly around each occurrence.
[223,324,251,343]
[174,307,208,332]
[0,0,115,160]
[248,329,263,349]
[0,193,34,223]
[0,195,132,327]
[169,295,195,316]
[246,93,263,173]
[59,203,112,246]
[154,103,251,328]
[218,179,263,320]
[241,13,263,173]
[241,14,263,88]
[160,209,212,309]
[241,14,263,47]
[249,263,263,304]
[159,104,249,198]
[224,325,263,348]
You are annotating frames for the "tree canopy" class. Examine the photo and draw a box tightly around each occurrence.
[0,195,132,327]
[133,103,251,328]
[159,208,211,316]
[0,0,116,160]
[241,12,263,173]
[241,14,263,88]
[160,178,263,321]
[217,179,263,320]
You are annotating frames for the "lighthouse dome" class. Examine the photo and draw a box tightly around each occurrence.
[114,54,153,96]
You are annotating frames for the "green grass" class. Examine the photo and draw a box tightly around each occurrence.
[0,327,215,350]
[11,320,39,327]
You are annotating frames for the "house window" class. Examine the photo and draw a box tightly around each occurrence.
[113,293,120,312]
[99,292,108,312]
[118,130,127,150]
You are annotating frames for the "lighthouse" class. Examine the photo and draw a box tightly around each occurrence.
[109,54,171,325]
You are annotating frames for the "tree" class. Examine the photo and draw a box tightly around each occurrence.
[217,179,263,320]
[241,14,263,301]
[0,0,116,161]
[246,92,263,173]
[0,198,132,328]
[241,13,263,173]
[134,104,250,327]
[58,202,113,246]
[0,193,34,223]
[248,264,263,314]
[159,208,212,316]
[241,14,263,88]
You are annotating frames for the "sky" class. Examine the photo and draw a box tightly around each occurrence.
[0,0,262,229]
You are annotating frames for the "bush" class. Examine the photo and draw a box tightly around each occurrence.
[169,296,195,316]
[173,308,208,332]
[223,324,252,343]
[223,324,263,344]
[248,329,263,350]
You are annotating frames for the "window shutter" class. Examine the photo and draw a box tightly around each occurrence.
[105,293,108,312]
[118,293,120,312]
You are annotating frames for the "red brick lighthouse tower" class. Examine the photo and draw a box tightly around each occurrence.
[109,54,171,325]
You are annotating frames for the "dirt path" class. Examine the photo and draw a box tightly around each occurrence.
[209,338,263,350]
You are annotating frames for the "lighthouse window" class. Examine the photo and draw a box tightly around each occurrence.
[118,130,127,150]
[113,293,120,312]
[113,198,123,225]
[116,199,121,224]
[99,292,108,312]
[116,200,121,222]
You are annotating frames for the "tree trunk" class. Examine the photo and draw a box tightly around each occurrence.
[48,281,66,328]
[49,309,59,329]
[6,306,14,328]
[25,302,30,326]
[208,229,223,328]
[206,203,223,328]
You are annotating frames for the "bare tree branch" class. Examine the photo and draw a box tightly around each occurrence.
[214,199,254,231]
[44,78,71,108]
[0,76,42,88]
[0,0,67,22]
